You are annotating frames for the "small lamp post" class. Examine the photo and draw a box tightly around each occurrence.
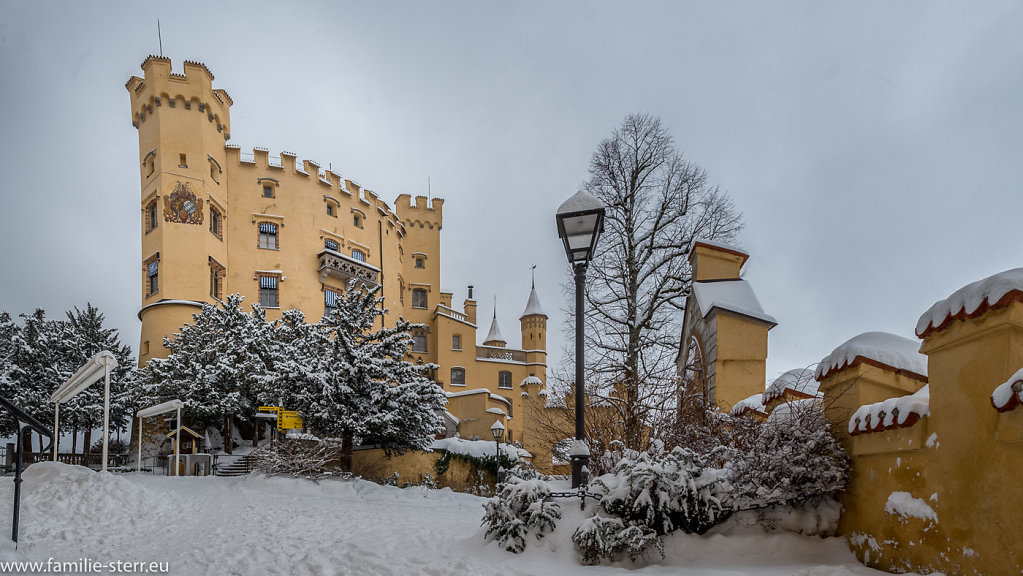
[490,420,505,487]
[556,190,605,488]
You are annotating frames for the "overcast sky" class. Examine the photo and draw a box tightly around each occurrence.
[1,1,1021,387]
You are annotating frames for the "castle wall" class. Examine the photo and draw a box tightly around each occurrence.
[824,302,1023,574]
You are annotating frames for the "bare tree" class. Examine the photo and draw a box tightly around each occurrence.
[574,113,743,450]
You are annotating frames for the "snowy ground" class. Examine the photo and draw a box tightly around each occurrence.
[0,463,915,576]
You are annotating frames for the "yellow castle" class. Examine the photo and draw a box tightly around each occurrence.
[126,56,551,459]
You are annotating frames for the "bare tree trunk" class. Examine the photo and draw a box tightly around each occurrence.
[253,419,259,448]
[84,428,92,456]
[223,416,233,455]
[71,425,78,454]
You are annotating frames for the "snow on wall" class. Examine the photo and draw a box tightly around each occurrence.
[815,331,927,381]
[884,491,938,523]
[849,385,930,435]
[691,238,748,257]
[991,365,1023,412]
[691,279,777,325]
[431,437,531,460]
[916,268,1023,337]
[763,368,819,404]
[730,393,766,416]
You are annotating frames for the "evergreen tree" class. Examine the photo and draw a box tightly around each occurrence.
[3,310,61,444]
[141,295,273,452]
[316,281,446,470]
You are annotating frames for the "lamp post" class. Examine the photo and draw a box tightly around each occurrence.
[556,190,605,489]
[490,420,505,487]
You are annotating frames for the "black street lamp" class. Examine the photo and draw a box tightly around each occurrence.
[556,190,605,489]
[490,420,505,487]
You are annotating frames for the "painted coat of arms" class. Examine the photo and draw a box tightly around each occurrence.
[164,181,205,225]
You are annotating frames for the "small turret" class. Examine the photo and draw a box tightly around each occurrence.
[520,277,547,351]
[483,301,506,347]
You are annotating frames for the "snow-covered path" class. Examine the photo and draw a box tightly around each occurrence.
[0,463,907,576]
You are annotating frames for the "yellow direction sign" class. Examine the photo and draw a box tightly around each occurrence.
[278,410,303,431]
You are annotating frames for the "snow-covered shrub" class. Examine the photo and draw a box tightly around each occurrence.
[250,438,347,481]
[727,399,849,509]
[594,440,728,536]
[572,516,662,564]
[482,476,562,553]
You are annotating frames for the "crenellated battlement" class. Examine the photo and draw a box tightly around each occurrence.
[395,194,444,230]
[128,57,230,137]
[223,145,405,225]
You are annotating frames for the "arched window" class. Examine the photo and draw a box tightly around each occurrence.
[450,367,465,386]
[324,239,340,252]
[145,200,158,233]
[412,288,427,309]
[352,249,366,262]
[498,371,512,389]
[209,206,222,238]
[684,336,709,405]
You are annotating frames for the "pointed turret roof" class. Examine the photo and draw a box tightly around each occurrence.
[484,304,506,346]
[521,285,546,318]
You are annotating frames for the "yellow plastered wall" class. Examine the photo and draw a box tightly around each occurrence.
[823,302,1023,574]
[690,244,746,282]
[712,313,771,410]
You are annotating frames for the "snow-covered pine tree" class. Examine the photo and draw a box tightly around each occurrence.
[256,308,329,422]
[56,304,136,453]
[140,295,273,453]
[4,310,62,448]
[316,281,446,471]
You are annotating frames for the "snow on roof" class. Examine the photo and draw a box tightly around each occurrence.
[520,286,546,318]
[485,407,505,415]
[691,279,777,325]
[849,385,930,435]
[484,314,505,343]
[815,331,927,381]
[690,239,748,258]
[488,394,511,406]
[730,393,766,416]
[556,190,602,215]
[916,268,1023,338]
[763,368,819,405]
[445,388,490,399]
[520,375,543,387]
[992,366,1023,412]
[766,397,821,424]
[431,437,531,460]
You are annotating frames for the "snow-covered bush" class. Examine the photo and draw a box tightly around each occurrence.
[251,438,348,481]
[727,399,849,509]
[482,476,562,553]
[594,440,728,536]
[572,516,662,564]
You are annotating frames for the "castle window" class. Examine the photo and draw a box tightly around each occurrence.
[498,371,512,390]
[145,258,159,297]
[452,334,462,351]
[208,156,222,184]
[209,259,225,300]
[353,213,364,228]
[352,249,366,262]
[324,288,339,318]
[412,288,427,309]
[324,239,340,252]
[263,185,274,198]
[145,200,159,233]
[258,223,278,250]
[259,275,279,308]
[326,204,334,217]
[209,206,222,238]
[415,257,425,269]
[178,154,187,168]
[450,368,466,386]
[412,329,428,353]
[143,150,156,178]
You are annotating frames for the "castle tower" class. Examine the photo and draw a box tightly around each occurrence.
[520,280,548,368]
[126,57,233,366]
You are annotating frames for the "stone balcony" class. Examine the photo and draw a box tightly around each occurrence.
[318,249,379,287]
[476,345,526,363]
